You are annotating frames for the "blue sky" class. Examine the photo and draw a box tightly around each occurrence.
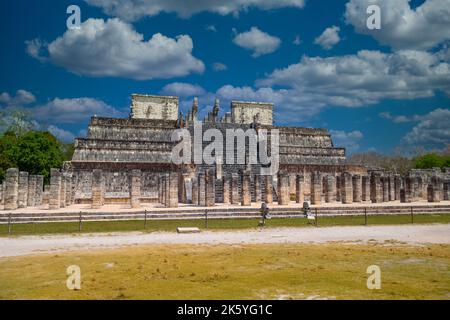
[0,0,449,154]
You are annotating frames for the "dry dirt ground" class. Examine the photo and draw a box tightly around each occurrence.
[1,224,449,258]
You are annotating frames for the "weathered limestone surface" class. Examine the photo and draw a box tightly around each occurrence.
[92,169,104,209]
[277,173,290,205]
[443,181,450,201]
[130,94,179,121]
[198,173,206,206]
[388,175,395,201]
[325,175,336,203]
[64,173,73,206]
[241,171,251,206]
[362,176,370,202]
[18,171,28,208]
[254,174,261,203]
[311,172,322,205]
[206,170,216,207]
[35,175,44,206]
[295,175,304,203]
[231,101,273,126]
[370,173,383,203]
[402,177,413,203]
[60,174,66,208]
[222,175,230,204]
[49,169,62,210]
[129,169,141,208]
[341,172,353,204]
[191,177,198,205]
[168,172,178,208]
[230,173,240,205]
[352,174,362,203]
[4,168,19,210]
[394,175,401,200]
[382,176,389,202]
[43,185,50,205]
[1,181,5,205]
[264,175,273,204]
[27,175,37,207]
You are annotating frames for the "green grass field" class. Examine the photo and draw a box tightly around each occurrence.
[0,213,449,236]
[0,243,449,300]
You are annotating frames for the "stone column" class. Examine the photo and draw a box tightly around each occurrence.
[168,172,179,208]
[254,174,261,203]
[49,169,61,210]
[205,169,216,207]
[335,176,341,202]
[427,184,439,203]
[191,177,198,205]
[362,176,370,202]
[443,181,450,201]
[311,172,322,205]
[412,176,420,202]
[1,181,5,205]
[222,174,230,204]
[241,171,251,206]
[35,175,44,207]
[27,175,37,207]
[92,169,104,209]
[394,175,401,200]
[381,176,389,202]
[263,175,273,204]
[129,169,141,209]
[388,175,395,201]
[277,172,290,205]
[18,171,29,208]
[198,172,206,206]
[341,172,353,204]
[64,173,73,207]
[230,173,240,205]
[402,177,413,203]
[352,174,362,203]
[295,175,304,203]
[60,174,66,208]
[4,168,19,210]
[431,176,443,202]
[325,175,336,203]
[370,172,383,203]
[158,174,163,204]
[0,182,3,206]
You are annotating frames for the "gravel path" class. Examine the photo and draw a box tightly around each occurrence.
[1,224,449,258]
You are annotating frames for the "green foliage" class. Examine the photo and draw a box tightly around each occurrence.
[0,130,70,183]
[413,153,450,169]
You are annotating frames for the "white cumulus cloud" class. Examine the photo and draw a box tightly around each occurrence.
[26,18,204,80]
[85,0,305,21]
[161,82,207,97]
[345,0,450,50]
[233,27,281,57]
[0,90,36,107]
[330,130,364,153]
[34,97,123,124]
[212,62,228,71]
[258,49,450,109]
[402,108,450,149]
[314,26,341,50]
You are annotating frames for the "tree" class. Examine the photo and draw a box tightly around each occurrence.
[0,130,67,183]
[413,153,450,169]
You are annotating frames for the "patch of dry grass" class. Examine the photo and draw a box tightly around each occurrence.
[0,243,449,300]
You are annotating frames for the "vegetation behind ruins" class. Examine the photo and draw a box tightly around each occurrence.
[0,108,73,183]
[347,149,450,175]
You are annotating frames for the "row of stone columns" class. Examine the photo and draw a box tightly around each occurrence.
[2,168,44,210]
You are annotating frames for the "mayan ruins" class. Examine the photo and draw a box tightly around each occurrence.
[1,94,449,212]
